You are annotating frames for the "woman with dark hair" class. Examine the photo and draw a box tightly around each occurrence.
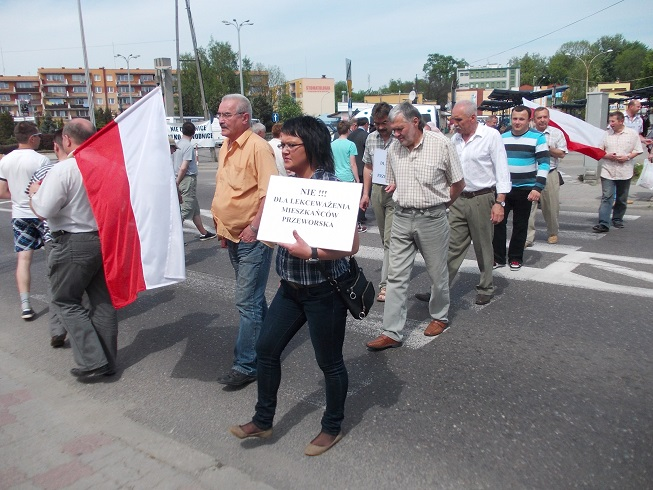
[229,116,359,456]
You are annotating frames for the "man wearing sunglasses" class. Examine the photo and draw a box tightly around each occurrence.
[211,94,278,387]
[0,122,50,320]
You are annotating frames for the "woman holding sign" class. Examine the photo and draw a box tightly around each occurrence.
[229,116,359,456]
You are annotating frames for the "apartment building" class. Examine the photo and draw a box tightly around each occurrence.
[38,67,162,119]
[457,65,521,91]
[0,76,42,117]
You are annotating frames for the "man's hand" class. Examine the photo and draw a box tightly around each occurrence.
[239,224,259,243]
[490,204,504,224]
[360,194,370,211]
[28,181,41,197]
[385,184,396,193]
[527,190,541,202]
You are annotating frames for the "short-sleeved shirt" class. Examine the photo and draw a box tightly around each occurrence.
[386,130,464,209]
[0,149,50,218]
[212,129,278,242]
[599,126,644,180]
[624,113,643,135]
[330,138,357,183]
[275,169,350,285]
[30,157,97,233]
[172,138,197,176]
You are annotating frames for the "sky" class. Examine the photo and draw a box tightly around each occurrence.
[1,0,651,93]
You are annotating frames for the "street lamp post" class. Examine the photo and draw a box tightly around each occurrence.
[222,19,253,95]
[565,49,613,95]
[115,53,140,106]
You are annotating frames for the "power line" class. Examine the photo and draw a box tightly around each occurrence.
[470,0,625,64]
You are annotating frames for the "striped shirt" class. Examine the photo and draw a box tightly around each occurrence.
[275,169,350,285]
[502,129,550,191]
[387,130,463,208]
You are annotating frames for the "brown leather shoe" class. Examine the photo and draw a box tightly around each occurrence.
[366,334,402,351]
[424,320,448,337]
[475,294,492,305]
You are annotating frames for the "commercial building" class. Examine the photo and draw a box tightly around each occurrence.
[285,77,335,116]
[457,65,520,92]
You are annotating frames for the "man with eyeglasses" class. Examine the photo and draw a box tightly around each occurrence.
[211,94,278,387]
[0,122,50,320]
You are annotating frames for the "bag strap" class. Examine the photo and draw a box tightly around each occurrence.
[315,256,355,291]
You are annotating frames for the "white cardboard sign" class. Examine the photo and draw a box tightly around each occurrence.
[371,148,388,185]
[257,175,361,251]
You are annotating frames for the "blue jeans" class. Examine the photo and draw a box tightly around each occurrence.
[599,177,630,227]
[253,280,348,436]
[227,240,273,376]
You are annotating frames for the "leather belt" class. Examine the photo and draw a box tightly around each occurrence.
[50,230,69,238]
[51,230,98,238]
[460,187,495,199]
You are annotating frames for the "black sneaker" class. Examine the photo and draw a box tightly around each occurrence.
[70,364,115,380]
[592,224,609,233]
[509,260,522,271]
[21,308,35,320]
[199,231,217,241]
[217,369,257,387]
[492,262,505,270]
[612,221,624,229]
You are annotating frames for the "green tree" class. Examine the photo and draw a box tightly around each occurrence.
[277,94,303,121]
[0,112,14,144]
[39,113,58,134]
[423,54,467,107]
[94,107,114,129]
[251,95,274,128]
[508,52,550,87]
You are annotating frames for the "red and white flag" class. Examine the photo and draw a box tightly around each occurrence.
[522,99,606,161]
[74,87,185,308]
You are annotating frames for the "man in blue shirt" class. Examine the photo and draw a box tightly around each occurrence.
[493,105,549,271]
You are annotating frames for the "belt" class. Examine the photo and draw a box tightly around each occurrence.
[51,230,98,238]
[282,279,323,290]
[460,187,495,199]
[395,203,446,213]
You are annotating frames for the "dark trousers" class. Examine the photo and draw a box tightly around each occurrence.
[48,232,118,370]
[253,280,348,436]
[493,187,532,264]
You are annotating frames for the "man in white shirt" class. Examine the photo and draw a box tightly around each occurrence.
[624,100,652,148]
[525,107,568,246]
[0,122,50,320]
[267,123,287,176]
[30,118,118,381]
[593,111,643,233]
[417,100,511,306]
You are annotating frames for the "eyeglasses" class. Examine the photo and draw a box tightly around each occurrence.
[216,112,244,119]
[31,133,42,138]
[278,143,304,151]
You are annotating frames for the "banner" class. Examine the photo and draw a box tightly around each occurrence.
[168,120,215,148]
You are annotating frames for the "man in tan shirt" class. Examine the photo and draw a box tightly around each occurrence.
[211,94,278,387]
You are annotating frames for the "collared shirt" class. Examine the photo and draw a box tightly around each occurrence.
[30,157,97,233]
[212,128,278,242]
[362,131,394,166]
[541,125,568,170]
[452,123,511,194]
[172,137,197,176]
[599,126,644,180]
[276,169,350,285]
[386,130,463,208]
[502,129,550,191]
[268,137,287,176]
[0,148,50,218]
[624,113,643,135]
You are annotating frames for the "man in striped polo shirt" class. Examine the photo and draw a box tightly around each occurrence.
[493,105,549,271]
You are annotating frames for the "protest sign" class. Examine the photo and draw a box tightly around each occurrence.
[168,120,215,148]
[371,148,388,185]
[257,175,361,251]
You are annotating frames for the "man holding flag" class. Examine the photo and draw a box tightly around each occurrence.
[30,119,118,381]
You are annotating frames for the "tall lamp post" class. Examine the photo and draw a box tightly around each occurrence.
[222,19,253,95]
[115,53,140,106]
[565,49,613,95]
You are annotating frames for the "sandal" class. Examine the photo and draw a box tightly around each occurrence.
[376,287,386,302]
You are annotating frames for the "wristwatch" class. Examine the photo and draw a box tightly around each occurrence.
[495,200,505,207]
[307,247,320,263]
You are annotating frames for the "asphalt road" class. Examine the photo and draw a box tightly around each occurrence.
[1,151,652,489]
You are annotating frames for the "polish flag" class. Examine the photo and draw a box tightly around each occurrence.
[74,87,186,308]
[522,99,607,161]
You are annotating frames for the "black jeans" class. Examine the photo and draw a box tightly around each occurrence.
[253,279,348,436]
[493,187,533,264]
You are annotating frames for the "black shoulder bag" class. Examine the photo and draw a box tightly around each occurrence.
[317,257,375,320]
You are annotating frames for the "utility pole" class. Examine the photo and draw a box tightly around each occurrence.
[76,0,95,125]
[175,0,184,119]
